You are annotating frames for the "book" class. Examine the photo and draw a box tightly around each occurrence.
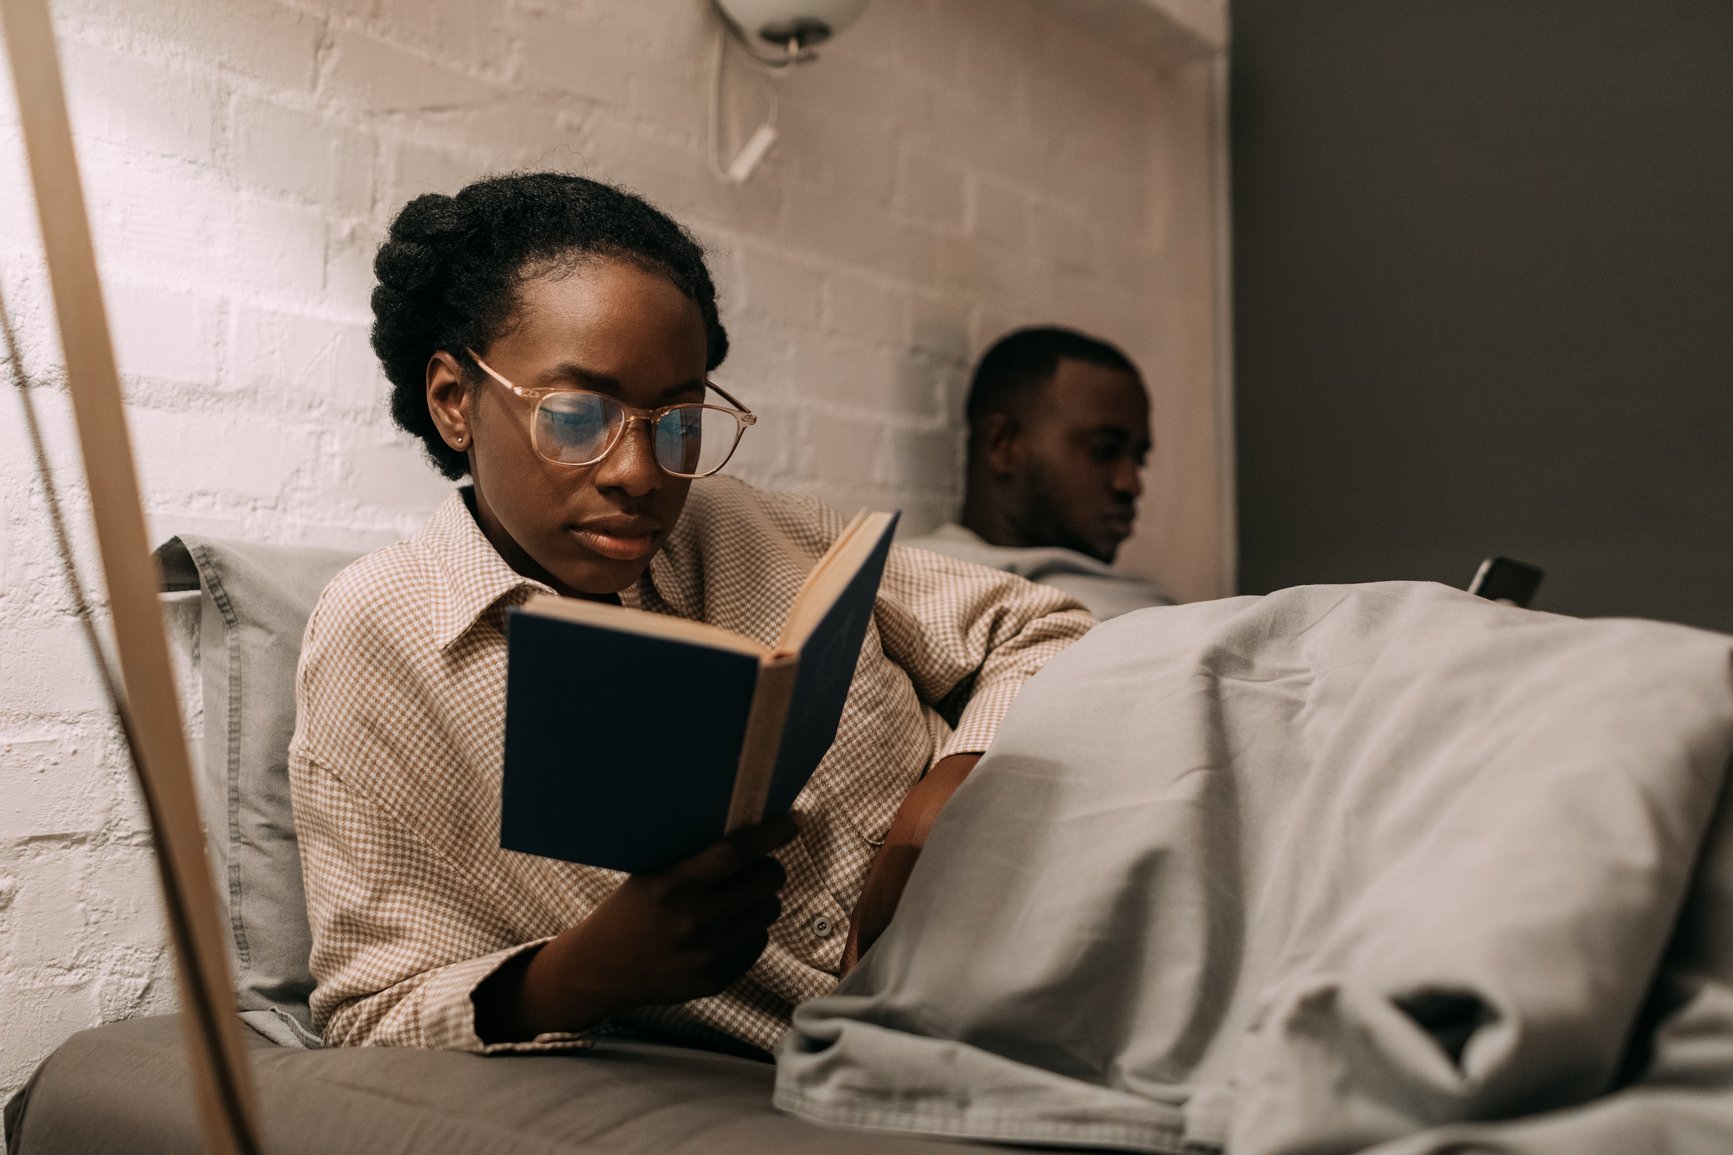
[498,509,900,873]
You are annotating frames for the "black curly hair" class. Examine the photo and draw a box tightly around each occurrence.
[965,327,1137,431]
[370,172,730,479]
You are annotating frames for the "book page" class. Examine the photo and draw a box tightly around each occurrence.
[724,653,800,832]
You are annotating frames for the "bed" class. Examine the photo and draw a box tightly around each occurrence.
[8,538,1733,1155]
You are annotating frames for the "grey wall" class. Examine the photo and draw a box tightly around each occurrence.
[1231,0,1732,632]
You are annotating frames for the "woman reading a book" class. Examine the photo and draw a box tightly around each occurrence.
[288,172,1093,1055]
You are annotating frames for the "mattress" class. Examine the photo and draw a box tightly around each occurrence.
[5,1014,1013,1154]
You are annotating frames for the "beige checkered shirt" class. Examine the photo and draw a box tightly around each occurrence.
[289,477,1091,1054]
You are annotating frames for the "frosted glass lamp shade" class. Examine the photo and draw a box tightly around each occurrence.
[713,0,873,48]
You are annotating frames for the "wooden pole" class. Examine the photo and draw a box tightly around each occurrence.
[1,1,263,1151]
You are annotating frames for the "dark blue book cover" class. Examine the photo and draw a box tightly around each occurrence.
[498,510,898,874]
[766,516,899,814]
[499,617,763,873]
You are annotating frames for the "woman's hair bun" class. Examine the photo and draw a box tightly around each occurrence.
[373,193,469,294]
[392,191,467,242]
[373,239,443,294]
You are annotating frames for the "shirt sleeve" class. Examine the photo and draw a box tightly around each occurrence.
[291,752,589,1054]
[875,544,1096,761]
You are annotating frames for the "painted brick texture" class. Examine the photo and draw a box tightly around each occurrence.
[0,0,1223,1097]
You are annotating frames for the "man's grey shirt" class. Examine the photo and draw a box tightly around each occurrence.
[902,523,1175,621]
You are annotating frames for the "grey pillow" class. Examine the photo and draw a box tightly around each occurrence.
[156,536,362,1045]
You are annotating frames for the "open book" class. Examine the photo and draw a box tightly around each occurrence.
[499,509,900,873]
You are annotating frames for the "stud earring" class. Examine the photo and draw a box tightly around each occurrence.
[452,434,466,448]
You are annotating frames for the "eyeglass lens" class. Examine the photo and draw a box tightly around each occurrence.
[534,393,741,476]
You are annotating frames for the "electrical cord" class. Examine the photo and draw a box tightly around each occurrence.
[708,21,790,183]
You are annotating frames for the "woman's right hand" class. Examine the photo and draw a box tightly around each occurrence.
[476,814,798,1042]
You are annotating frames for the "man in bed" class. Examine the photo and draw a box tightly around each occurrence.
[904,326,1175,620]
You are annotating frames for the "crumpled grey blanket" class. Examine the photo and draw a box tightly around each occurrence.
[774,582,1733,1154]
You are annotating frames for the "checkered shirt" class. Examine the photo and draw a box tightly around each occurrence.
[288,476,1092,1054]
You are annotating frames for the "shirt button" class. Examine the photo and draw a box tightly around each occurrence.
[810,915,835,939]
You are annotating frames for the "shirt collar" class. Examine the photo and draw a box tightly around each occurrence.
[416,488,556,652]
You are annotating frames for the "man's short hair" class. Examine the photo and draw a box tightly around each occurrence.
[964,327,1139,439]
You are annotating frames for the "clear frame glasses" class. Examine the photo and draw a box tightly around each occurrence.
[465,348,756,479]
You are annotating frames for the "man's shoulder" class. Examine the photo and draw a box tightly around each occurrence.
[900,523,1176,618]
[900,523,984,558]
[1038,570,1175,619]
[901,523,1076,578]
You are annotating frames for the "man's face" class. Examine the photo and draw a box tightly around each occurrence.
[1008,359,1152,564]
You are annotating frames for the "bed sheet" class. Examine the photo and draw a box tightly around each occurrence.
[777,582,1733,1154]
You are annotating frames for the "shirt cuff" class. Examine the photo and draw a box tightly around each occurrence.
[430,938,595,1054]
[477,1031,593,1055]
[936,676,1024,762]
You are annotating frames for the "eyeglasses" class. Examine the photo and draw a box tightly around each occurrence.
[465,348,756,479]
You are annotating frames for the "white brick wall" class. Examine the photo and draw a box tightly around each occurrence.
[0,0,1224,1097]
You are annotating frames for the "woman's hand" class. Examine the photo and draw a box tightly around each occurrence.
[475,814,798,1042]
[842,753,981,972]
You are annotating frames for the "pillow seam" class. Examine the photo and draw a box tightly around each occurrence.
[184,539,253,970]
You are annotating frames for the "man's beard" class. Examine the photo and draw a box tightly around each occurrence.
[1012,460,1116,564]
